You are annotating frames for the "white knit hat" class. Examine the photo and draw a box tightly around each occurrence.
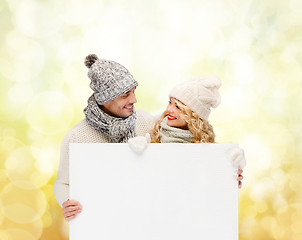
[169,75,221,120]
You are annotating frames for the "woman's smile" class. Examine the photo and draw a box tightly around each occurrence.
[165,98,188,129]
[167,114,177,120]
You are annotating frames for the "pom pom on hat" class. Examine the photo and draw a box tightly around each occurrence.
[189,75,221,108]
[169,75,222,120]
[191,75,221,89]
[84,54,99,68]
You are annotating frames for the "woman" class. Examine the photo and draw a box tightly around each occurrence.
[147,75,245,187]
[150,76,220,144]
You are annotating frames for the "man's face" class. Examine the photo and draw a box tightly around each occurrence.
[101,87,137,118]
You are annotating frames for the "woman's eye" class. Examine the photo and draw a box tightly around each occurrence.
[176,105,180,109]
[168,101,171,104]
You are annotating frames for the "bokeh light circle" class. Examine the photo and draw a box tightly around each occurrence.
[1,136,19,152]
[0,218,43,240]
[26,91,74,135]
[3,33,45,83]
[30,140,59,177]
[13,0,60,38]
[1,228,37,240]
[0,231,9,240]
[0,203,4,225]
[0,181,47,224]
[0,169,8,190]
[5,147,52,187]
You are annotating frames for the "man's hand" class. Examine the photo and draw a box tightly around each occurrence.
[62,199,82,221]
[128,136,149,153]
[237,169,243,189]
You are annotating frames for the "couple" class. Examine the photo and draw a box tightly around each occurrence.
[54,54,245,221]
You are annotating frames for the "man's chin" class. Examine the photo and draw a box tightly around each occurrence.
[121,109,134,118]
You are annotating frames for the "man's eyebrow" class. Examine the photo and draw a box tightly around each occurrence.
[126,88,136,94]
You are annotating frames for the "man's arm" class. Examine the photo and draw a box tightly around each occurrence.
[54,130,82,220]
[54,131,71,206]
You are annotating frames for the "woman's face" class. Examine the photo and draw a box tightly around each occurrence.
[166,98,188,129]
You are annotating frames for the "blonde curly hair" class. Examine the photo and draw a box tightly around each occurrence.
[149,98,216,143]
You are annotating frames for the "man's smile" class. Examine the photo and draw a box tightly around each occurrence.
[124,105,134,111]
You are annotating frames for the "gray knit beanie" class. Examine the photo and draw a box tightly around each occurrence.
[169,75,221,120]
[84,54,138,105]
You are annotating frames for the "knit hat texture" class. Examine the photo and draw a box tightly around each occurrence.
[169,75,221,120]
[85,54,138,105]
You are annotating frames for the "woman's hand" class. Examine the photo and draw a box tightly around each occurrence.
[62,199,82,221]
[227,146,246,170]
[237,169,243,189]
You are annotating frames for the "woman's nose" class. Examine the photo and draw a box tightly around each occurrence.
[166,104,173,113]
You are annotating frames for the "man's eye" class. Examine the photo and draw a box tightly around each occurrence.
[168,101,171,104]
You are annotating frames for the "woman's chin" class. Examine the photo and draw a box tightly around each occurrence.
[166,121,174,127]
[167,120,188,130]
[167,121,179,128]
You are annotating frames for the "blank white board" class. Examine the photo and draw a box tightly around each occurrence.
[70,143,238,240]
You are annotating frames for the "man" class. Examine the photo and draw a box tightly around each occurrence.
[54,54,155,221]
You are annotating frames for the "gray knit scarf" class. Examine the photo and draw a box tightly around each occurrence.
[159,117,194,143]
[84,95,136,143]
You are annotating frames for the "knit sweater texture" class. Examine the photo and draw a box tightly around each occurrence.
[54,110,155,207]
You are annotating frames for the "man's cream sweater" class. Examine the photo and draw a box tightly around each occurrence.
[54,110,155,207]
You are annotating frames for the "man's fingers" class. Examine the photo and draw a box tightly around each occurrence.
[65,214,77,221]
[62,206,82,215]
[62,200,82,221]
[64,210,80,218]
[236,169,244,190]
[63,208,82,220]
[63,200,81,208]
[62,205,81,212]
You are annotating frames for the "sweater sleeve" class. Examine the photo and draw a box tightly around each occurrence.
[135,110,157,136]
[53,130,72,207]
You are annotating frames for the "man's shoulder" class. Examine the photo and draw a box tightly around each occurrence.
[63,119,109,143]
[70,119,89,130]
[64,119,88,136]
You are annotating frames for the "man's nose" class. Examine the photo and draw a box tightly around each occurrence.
[129,92,137,104]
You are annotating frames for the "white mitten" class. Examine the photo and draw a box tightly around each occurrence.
[128,135,149,153]
[226,145,246,169]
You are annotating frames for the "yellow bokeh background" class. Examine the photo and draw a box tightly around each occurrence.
[1,0,301,239]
